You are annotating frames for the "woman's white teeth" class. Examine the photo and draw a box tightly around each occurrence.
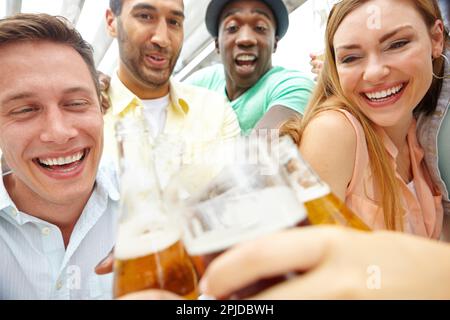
[236,55,256,62]
[39,150,84,166]
[365,84,403,100]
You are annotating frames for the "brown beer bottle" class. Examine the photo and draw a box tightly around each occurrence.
[113,113,199,299]
[276,136,370,231]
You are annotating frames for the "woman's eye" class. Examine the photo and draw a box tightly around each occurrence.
[340,55,360,64]
[388,40,409,50]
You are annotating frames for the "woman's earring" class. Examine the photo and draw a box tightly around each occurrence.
[432,53,450,80]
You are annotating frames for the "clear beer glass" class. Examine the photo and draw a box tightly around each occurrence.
[166,135,307,299]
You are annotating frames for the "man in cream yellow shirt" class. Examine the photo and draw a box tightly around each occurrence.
[103,0,240,172]
[94,0,240,277]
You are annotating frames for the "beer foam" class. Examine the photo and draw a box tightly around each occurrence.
[115,214,181,260]
[184,186,306,256]
[186,223,285,256]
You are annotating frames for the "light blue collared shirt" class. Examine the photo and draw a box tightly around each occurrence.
[0,159,120,299]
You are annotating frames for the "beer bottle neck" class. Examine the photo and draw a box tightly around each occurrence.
[276,135,332,203]
[116,115,163,221]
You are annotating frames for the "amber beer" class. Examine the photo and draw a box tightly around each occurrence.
[114,225,199,299]
[277,135,371,231]
[300,184,370,230]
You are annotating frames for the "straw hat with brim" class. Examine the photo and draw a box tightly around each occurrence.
[205,0,289,39]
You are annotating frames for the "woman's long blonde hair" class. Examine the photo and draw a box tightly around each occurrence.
[281,0,449,231]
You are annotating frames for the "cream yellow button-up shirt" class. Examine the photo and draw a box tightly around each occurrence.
[103,73,241,188]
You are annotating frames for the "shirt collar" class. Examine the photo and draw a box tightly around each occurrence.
[109,71,190,116]
[406,119,425,162]
[95,157,120,202]
[169,79,191,115]
[0,159,15,213]
[0,165,36,225]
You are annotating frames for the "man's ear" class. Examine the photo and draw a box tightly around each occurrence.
[106,9,118,38]
[273,36,279,53]
[215,38,220,54]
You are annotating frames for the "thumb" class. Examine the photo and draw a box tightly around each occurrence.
[95,250,114,275]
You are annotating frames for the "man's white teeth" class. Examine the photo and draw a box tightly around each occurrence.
[39,150,84,166]
[236,55,256,62]
[365,84,403,100]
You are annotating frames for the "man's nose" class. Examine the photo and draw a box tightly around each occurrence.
[39,108,78,144]
[235,25,257,47]
[150,19,170,48]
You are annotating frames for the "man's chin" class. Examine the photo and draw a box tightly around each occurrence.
[34,166,97,205]
[139,69,172,87]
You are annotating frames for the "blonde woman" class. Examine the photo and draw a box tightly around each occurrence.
[282,0,447,238]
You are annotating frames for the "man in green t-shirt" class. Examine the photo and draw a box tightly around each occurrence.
[185,0,315,134]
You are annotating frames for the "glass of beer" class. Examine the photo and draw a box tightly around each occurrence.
[167,135,307,299]
[113,209,199,299]
[113,114,198,299]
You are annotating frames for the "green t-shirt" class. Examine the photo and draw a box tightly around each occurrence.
[185,64,315,134]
